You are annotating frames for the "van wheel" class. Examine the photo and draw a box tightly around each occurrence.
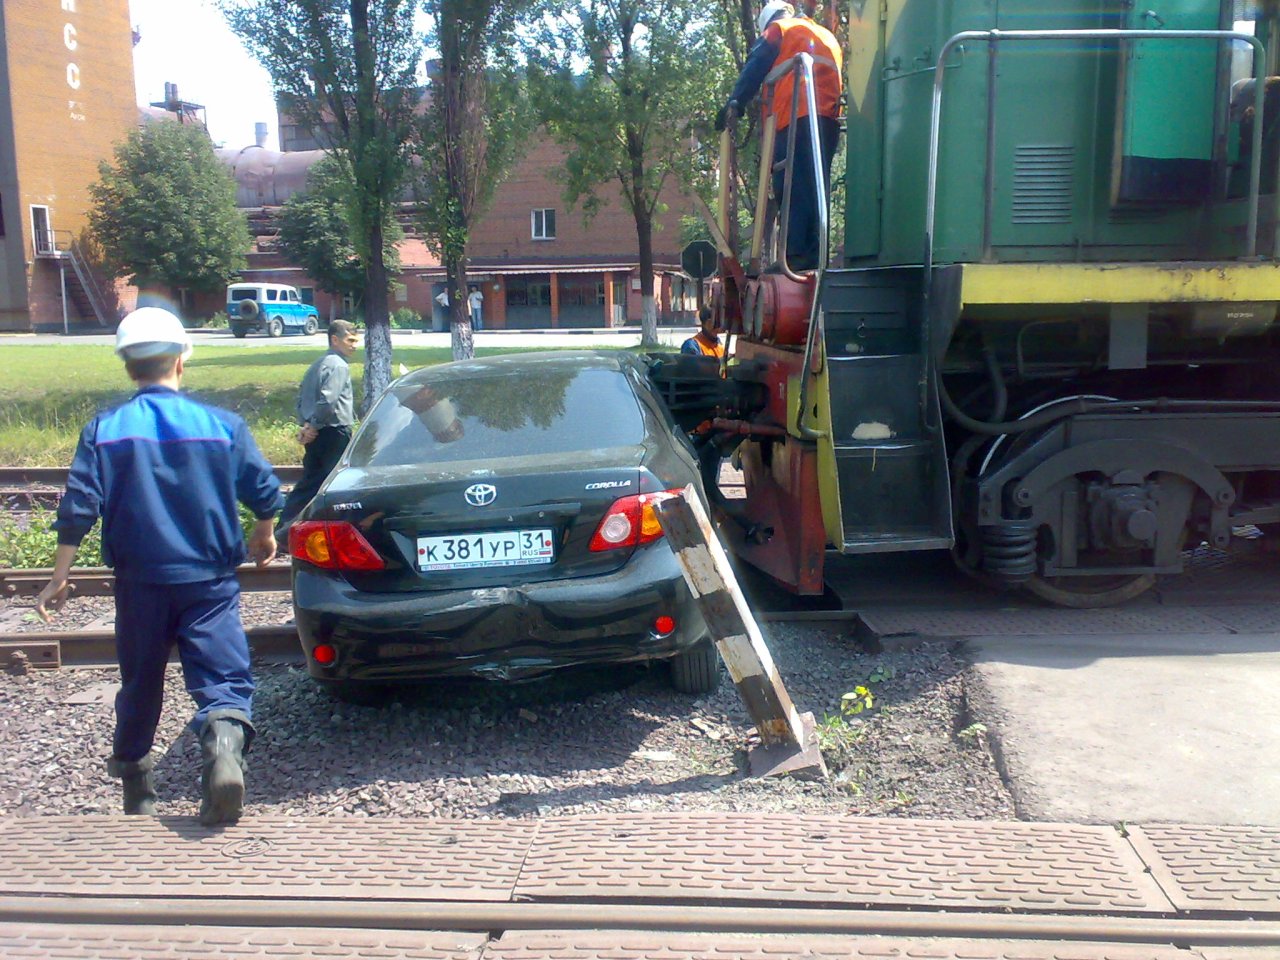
[231,325,248,339]
[303,316,318,336]
[670,638,722,694]
[267,317,284,338]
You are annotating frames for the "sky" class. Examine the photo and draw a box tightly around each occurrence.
[130,0,280,150]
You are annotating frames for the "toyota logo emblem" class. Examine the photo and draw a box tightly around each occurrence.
[464,483,497,507]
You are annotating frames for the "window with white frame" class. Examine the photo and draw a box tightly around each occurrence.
[531,208,556,240]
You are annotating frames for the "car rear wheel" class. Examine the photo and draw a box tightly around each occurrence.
[323,679,390,706]
[230,325,248,339]
[267,316,284,338]
[670,638,721,694]
[303,316,318,336]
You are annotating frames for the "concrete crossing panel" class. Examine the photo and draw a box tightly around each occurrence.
[1129,825,1280,913]
[0,816,535,901]
[0,923,487,959]
[516,816,1173,912]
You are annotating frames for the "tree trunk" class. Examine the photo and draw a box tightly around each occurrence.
[635,209,658,347]
[362,228,393,413]
[446,254,473,361]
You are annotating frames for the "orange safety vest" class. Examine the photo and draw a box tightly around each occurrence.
[764,17,843,132]
[687,332,725,358]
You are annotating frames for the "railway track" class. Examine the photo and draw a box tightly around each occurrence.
[0,465,304,509]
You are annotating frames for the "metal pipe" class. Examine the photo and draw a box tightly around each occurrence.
[981,38,999,261]
[793,54,831,441]
[774,69,804,281]
[750,114,778,268]
[6,896,1280,946]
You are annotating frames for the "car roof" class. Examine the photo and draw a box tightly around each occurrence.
[227,282,295,291]
[395,350,640,388]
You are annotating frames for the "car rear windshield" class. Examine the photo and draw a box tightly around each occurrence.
[348,367,647,467]
[229,290,257,301]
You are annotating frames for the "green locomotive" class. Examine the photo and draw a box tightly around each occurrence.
[697,0,1280,606]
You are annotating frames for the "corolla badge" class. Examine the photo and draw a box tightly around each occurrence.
[464,483,497,507]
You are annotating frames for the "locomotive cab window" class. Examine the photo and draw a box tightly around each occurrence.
[1227,4,1280,196]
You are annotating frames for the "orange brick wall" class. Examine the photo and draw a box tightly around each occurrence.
[1,0,136,329]
[469,134,690,262]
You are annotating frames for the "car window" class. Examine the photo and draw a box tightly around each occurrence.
[266,289,278,301]
[229,289,257,301]
[288,289,299,302]
[348,367,646,467]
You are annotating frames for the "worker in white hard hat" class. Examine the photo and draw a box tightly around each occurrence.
[715,1,843,271]
[35,307,282,825]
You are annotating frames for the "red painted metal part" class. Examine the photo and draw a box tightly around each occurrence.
[741,273,815,345]
[722,341,826,595]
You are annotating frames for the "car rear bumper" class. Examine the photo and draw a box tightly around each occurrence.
[292,544,708,682]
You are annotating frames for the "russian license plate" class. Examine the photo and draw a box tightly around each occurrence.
[417,528,555,571]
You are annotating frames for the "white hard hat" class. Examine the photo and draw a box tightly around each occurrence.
[757,0,793,33]
[115,307,193,361]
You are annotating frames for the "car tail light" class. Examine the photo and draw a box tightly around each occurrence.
[289,521,386,571]
[589,489,682,552]
[312,644,337,666]
[653,615,676,636]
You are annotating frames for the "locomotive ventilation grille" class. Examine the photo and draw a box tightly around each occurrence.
[1012,145,1075,224]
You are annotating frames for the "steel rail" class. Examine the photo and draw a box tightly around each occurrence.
[2,896,1277,946]
[0,465,304,486]
[0,564,291,598]
[0,611,863,670]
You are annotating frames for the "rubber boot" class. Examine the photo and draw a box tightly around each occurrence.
[198,717,247,826]
[106,754,157,815]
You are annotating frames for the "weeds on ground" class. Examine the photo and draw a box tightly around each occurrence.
[0,506,103,568]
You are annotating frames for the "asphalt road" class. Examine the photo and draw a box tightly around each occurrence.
[828,544,1280,825]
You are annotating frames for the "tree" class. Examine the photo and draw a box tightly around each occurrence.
[88,121,249,295]
[417,0,537,361]
[222,0,420,407]
[527,0,723,346]
[275,154,402,318]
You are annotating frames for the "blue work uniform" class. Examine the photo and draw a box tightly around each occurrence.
[54,385,282,762]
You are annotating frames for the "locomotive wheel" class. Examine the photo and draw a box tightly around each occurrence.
[1025,572,1155,608]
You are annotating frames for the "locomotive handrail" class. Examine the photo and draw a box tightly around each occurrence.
[924,29,1269,275]
[760,53,831,440]
[922,29,1269,436]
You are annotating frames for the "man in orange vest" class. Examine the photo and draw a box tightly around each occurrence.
[681,306,726,358]
[716,1,842,272]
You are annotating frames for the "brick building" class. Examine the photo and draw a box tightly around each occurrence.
[226,124,698,329]
[0,0,136,331]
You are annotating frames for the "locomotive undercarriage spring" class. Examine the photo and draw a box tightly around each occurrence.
[979,521,1038,583]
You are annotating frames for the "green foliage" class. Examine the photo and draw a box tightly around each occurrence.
[391,307,421,328]
[957,722,988,744]
[525,0,732,345]
[276,154,402,303]
[88,121,250,292]
[416,0,539,361]
[0,343,545,467]
[840,685,876,716]
[0,508,103,569]
[221,0,423,401]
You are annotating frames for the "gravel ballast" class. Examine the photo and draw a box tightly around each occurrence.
[0,594,1013,820]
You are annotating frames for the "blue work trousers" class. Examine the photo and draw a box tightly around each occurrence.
[112,575,254,762]
[772,114,840,271]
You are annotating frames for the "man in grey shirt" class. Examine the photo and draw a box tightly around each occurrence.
[277,319,360,535]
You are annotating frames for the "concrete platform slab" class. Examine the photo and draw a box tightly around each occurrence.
[517,815,1172,912]
[0,923,488,959]
[966,635,1280,825]
[1130,825,1280,913]
[0,816,534,901]
[485,933,1203,960]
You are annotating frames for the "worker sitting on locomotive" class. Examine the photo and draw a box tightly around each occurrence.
[715,0,843,272]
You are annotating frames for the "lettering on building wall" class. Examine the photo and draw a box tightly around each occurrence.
[62,0,83,118]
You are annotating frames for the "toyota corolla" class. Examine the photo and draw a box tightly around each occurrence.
[288,351,718,703]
